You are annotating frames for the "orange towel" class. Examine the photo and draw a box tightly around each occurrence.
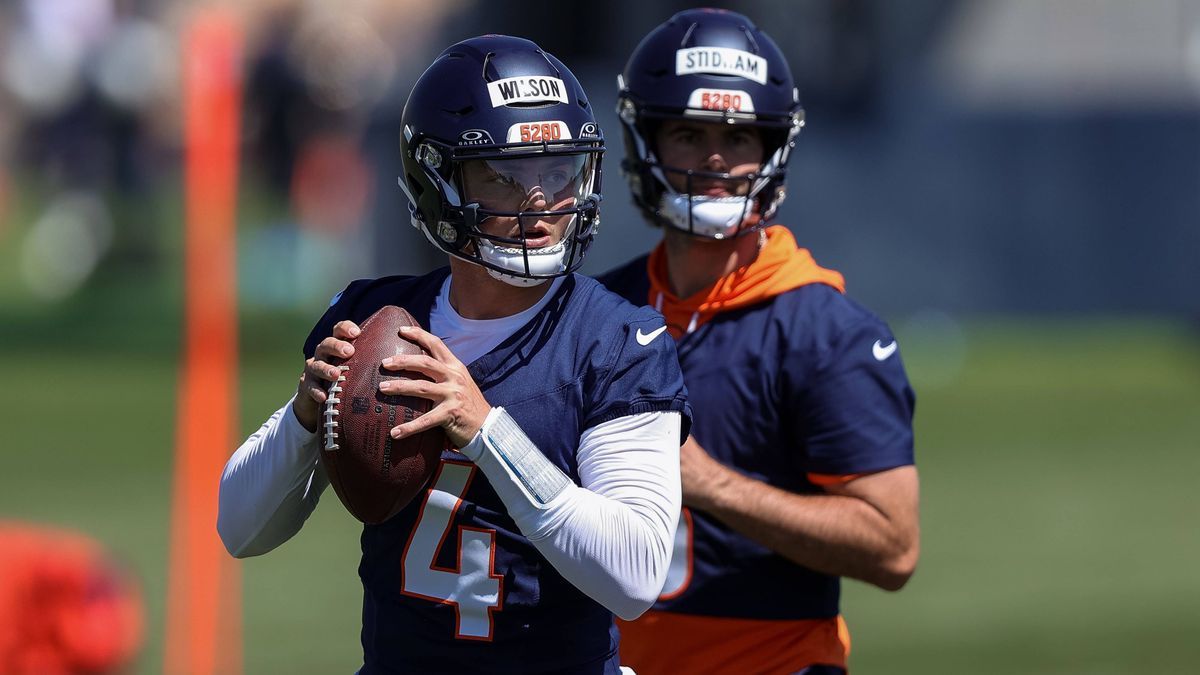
[647,225,845,338]
[0,522,144,674]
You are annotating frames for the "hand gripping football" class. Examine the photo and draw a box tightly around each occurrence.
[319,306,446,524]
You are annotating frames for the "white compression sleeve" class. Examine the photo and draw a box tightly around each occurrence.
[217,396,329,558]
[460,408,682,620]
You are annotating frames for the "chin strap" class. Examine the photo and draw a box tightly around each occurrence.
[657,193,755,238]
[476,234,569,287]
[486,268,551,288]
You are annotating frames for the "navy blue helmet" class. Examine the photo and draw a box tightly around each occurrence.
[618,9,803,239]
[399,35,604,285]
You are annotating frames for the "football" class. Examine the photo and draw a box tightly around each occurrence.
[319,305,446,524]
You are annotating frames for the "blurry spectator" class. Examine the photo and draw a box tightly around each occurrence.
[1,0,177,297]
[243,1,314,197]
[290,134,372,237]
[2,0,115,187]
[243,1,393,201]
[239,0,466,305]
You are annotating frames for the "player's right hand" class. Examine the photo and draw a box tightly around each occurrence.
[294,320,361,433]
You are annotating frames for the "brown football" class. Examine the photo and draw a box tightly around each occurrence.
[319,305,446,524]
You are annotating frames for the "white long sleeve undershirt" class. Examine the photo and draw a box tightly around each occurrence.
[217,399,681,619]
[461,406,681,619]
[216,396,327,558]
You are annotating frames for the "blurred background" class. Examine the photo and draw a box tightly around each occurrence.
[1,0,1197,673]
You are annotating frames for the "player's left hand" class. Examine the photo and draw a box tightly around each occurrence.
[379,325,492,448]
[679,435,733,510]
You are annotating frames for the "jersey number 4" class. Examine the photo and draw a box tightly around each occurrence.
[400,459,503,641]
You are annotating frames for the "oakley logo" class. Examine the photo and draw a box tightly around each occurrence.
[487,76,569,107]
[676,47,768,85]
[458,129,494,146]
[872,340,898,361]
[636,325,669,346]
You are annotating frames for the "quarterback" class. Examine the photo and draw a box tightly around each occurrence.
[218,36,689,673]
[600,9,920,674]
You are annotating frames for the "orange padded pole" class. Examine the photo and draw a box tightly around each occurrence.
[165,9,243,675]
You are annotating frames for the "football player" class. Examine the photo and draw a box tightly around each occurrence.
[218,36,690,673]
[598,9,920,674]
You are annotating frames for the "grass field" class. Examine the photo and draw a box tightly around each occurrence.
[3,272,1199,673]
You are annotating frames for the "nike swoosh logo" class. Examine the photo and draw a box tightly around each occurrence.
[873,339,898,361]
[636,325,669,346]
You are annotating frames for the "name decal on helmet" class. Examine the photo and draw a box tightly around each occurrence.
[507,121,571,143]
[487,76,569,107]
[687,88,756,113]
[675,47,767,85]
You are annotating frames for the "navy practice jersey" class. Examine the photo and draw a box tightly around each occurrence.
[303,268,689,675]
[599,255,914,622]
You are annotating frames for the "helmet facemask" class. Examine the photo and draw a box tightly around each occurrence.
[403,133,603,287]
[459,151,601,286]
[619,97,801,240]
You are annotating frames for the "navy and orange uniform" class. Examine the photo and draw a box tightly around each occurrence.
[598,226,915,674]
[303,269,690,674]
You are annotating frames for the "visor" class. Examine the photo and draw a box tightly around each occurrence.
[459,153,597,213]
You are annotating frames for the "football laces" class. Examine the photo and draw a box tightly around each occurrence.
[322,365,349,451]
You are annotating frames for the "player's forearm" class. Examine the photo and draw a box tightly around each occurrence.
[523,485,675,619]
[217,396,328,558]
[696,468,915,590]
[461,408,681,619]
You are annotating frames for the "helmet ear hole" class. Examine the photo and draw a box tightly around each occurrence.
[435,219,469,251]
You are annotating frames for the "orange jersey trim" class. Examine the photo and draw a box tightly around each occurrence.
[618,611,850,675]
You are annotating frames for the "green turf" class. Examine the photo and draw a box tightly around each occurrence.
[4,265,1199,673]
